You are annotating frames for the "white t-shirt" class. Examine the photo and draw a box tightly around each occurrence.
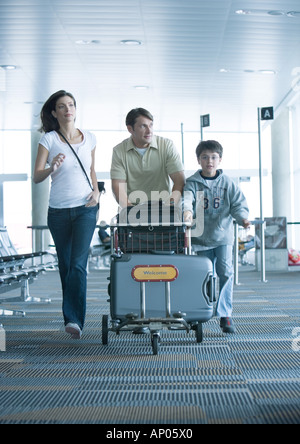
[39,130,96,209]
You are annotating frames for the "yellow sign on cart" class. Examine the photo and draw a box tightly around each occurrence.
[131,265,179,282]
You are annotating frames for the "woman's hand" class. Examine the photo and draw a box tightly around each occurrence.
[86,190,100,207]
[34,144,64,184]
[51,153,65,172]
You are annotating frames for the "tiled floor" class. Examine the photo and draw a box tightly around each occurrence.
[0,265,299,424]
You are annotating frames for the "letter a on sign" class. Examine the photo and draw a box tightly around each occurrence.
[261,107,274,120]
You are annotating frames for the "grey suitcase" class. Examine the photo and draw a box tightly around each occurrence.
[109,253,214,323]
[103,205,216,354]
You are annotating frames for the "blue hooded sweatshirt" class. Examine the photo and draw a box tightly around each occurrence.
[183,169,249,250]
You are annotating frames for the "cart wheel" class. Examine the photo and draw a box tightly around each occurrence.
[151,333,160,355]
[195,323,203,343]
[102,315,109,345]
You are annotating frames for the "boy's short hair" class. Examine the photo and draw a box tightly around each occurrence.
[196,140,223,159]
[126,108,153,128]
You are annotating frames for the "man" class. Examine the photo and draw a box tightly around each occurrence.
[110,108,185,207]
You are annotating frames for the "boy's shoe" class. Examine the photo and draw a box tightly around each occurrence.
[220,317,236,334]
[65,323,82,340]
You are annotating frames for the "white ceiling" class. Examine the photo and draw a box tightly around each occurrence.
[1,0,300,134]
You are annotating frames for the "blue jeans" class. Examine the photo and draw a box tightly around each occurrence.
[48,205,98,330]
[196,245,234,317]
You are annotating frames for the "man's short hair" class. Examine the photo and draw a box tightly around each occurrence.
[196,140,223,159]
[126,108,154,128]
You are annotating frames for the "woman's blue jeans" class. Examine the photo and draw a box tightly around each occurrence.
[196,245,234,318]
[48,205,98,330]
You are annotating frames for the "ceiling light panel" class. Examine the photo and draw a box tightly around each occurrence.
[120,40,142,46]
[286,11,300,17]
[0,0,299,133]
[235,8,300,18]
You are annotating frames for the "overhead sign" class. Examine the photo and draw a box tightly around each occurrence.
[261,107,274,120]
[201,114,210,127]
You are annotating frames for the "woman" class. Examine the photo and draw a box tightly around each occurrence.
[34,90,100,339]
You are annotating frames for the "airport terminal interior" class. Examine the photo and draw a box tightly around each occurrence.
[0,0,300,425]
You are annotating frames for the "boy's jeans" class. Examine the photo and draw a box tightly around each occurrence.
[48,205,98,330]
[196,245,234,318]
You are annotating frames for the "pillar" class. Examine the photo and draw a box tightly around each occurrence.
[0,324,6,352]
[271,108,292,219]
[31,131,50,251]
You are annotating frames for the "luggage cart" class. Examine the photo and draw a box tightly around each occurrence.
[102,202,216,355]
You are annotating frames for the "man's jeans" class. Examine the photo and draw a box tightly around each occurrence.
[196,245,234,318]
[48,205,98,330]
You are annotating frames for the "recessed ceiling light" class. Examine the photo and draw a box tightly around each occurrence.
[75,39,100,45]
[235,9,267,16]
[219,68,241,73]
[24,101,45,105]
[287,11,300,18]
[267,10,285,16]
[259,69,277,75]
[235,9,252,15]
[120,40,142,46]
[220,68,246,73]
[235,9,287,17]
[134,85,149,90]
[0,65,17,70]
[220,68,276,75]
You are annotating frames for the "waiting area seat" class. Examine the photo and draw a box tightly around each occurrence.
[0,227,57,317]
[88,225,111,270]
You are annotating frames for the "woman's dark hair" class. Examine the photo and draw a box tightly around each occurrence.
[195,140,223,159]
[125,108,153,128]
[39,90,76,133]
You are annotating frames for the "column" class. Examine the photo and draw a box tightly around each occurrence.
[290,101,300,249]
[271,108,292,219]
[31,131,50,251]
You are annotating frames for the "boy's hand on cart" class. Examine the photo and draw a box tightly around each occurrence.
[242,219,251,229]
[184,211,193,223]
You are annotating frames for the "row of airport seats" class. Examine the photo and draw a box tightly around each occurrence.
[0,225,112,351]
[88,225,111,270]
[0,227,57,320]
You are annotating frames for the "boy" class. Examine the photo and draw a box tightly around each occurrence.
[183,140,250,333]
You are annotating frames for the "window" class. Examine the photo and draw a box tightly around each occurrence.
[0,127,272,252]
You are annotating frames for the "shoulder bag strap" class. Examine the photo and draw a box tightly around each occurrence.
[57,131,93,190]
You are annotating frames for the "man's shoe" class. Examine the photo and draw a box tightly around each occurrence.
[65,323,82,339]
[220,317,236,334]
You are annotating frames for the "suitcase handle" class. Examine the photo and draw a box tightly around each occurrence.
[150,250,175,255]
[203,273,215,305]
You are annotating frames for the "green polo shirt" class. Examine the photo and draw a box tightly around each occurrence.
[110,135,183,203]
